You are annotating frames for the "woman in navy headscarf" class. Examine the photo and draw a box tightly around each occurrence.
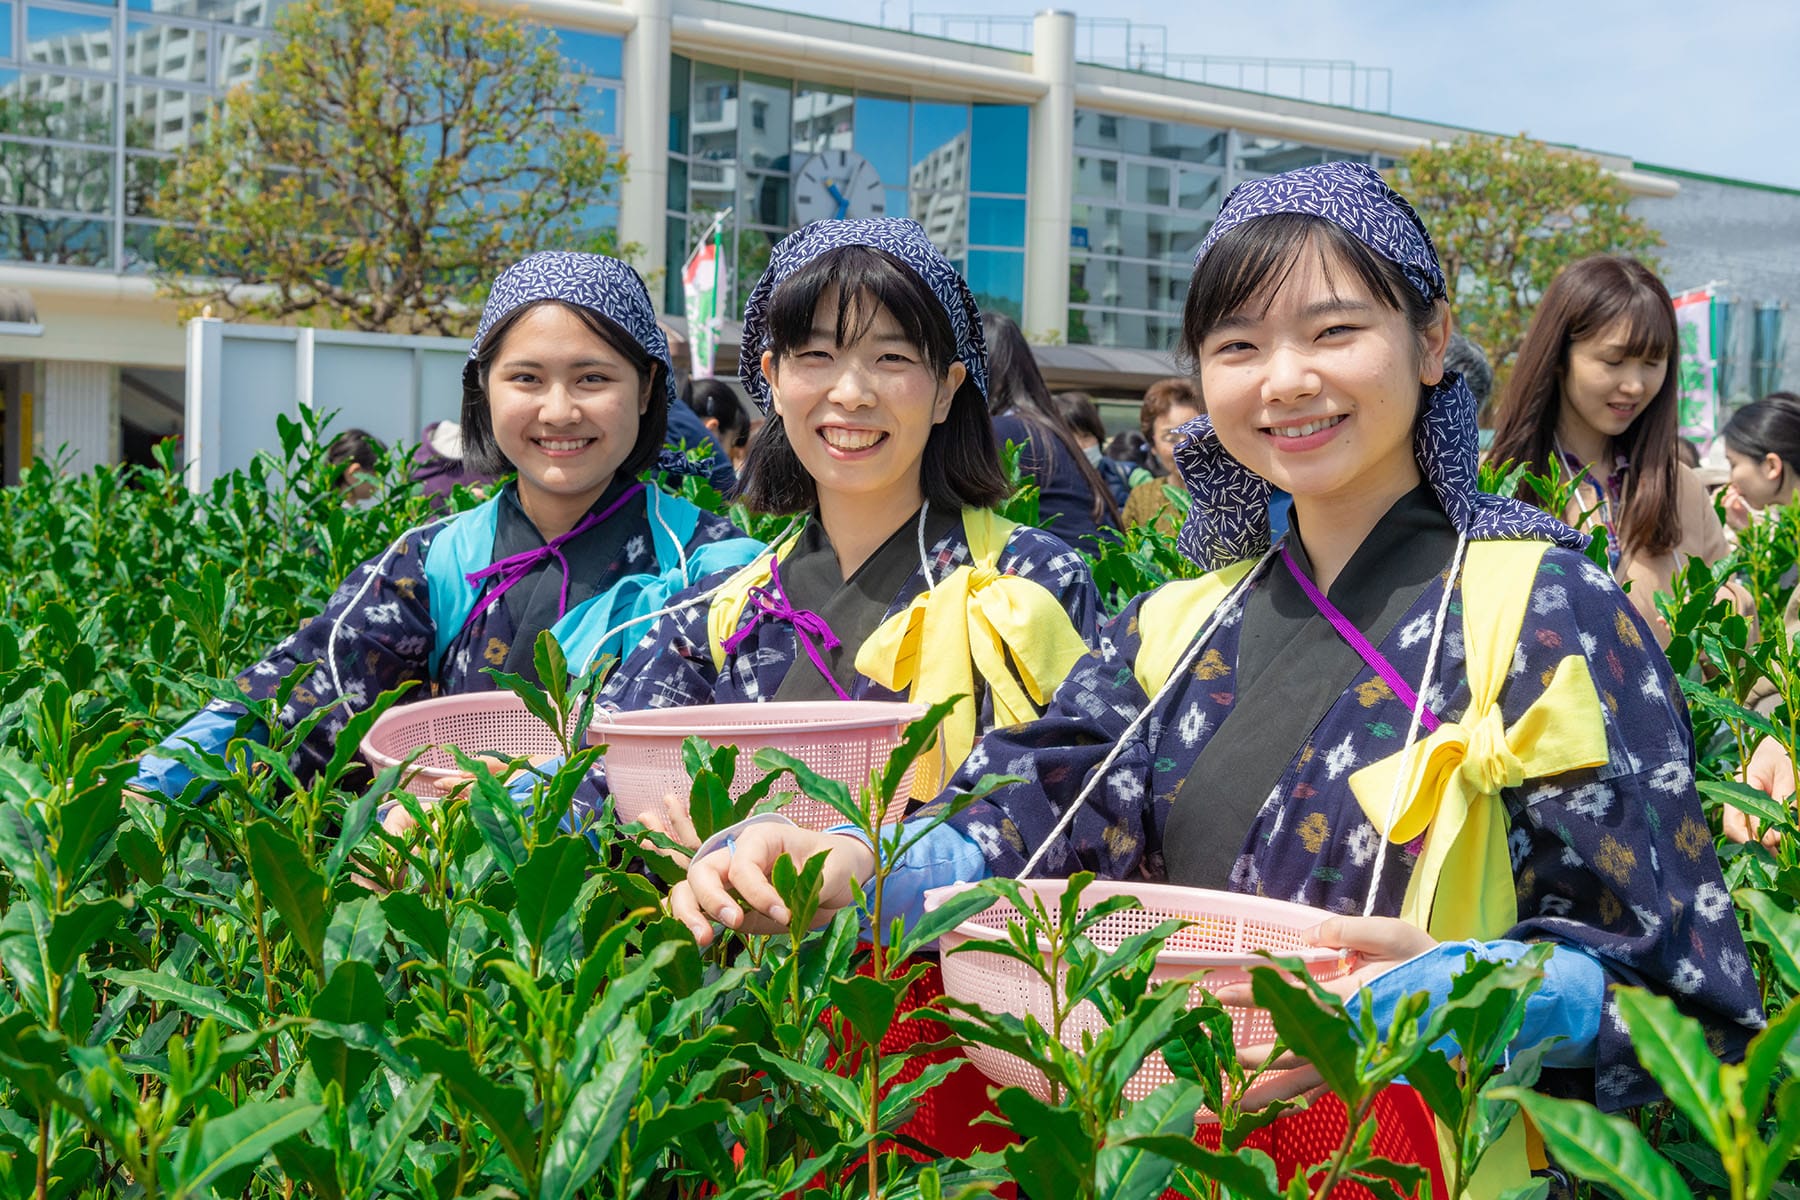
[673,165,1760,1189]
[133,252,762,796]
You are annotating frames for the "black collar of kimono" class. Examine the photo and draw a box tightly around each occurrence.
[772,504,962,701]
[1279,482,1457,630]
[1163,483,1456,890]
[491,475,644,681]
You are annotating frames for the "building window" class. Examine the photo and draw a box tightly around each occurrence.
[664,61,1029,324]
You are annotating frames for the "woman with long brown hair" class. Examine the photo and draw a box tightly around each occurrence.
[1488,255,1728,642]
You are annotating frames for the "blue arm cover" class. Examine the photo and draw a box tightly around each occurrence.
[832,819,992,938]
[132,708,267,799]
[1349,939,1607,1069]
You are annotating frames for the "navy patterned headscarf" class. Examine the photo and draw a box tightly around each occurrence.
[1171,161,1584,570]
[738,218,989,415]
[465,251,697,475]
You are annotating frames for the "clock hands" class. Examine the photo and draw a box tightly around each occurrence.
[825,179,850,220]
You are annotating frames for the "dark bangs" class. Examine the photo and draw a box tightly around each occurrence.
[738,243,1007,515]
[459,299,667,477]
[763,244,959,377]
[1179,212,1431,366]
[1566,270,1678,363]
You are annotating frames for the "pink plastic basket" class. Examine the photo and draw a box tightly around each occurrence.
[361,693,573,797]
[589,700,928,830]
[926,879,1347,1109]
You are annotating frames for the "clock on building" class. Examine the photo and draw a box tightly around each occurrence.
[791,150,885,223]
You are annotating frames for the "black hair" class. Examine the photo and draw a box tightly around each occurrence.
[459,299,669,479]
[682,377,750,448]
[1052,390,1108,445]
[1106,429,1152,469]
[982,311,1125,528]
[1444,332,1493,406]
[324,427,385,471]
[736,243,1008,514]
[1724,392,1800,488]
[1179,212,1439,372]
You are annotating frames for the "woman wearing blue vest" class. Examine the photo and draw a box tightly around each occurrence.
[672,165,1760,1189]
[133,252,762,796]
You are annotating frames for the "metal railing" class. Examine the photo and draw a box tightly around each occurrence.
[907,12,1392,112]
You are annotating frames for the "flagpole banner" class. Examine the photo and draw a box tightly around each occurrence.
[681,217,725,380]
[1673,287,1717,441]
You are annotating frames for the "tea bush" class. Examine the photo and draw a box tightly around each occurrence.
[0,422,1793,1199]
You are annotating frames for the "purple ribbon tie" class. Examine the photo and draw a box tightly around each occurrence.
[1280,544,1441,734]
[720,558,852,701]
[462,483,645,633]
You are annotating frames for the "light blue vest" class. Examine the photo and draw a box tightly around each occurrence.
[422,488,762,680]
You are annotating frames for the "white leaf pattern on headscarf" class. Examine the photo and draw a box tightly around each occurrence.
[1172,162,1586,571]
[464,251,700,477]
[737,218,989,414]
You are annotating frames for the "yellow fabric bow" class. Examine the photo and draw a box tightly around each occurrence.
[856,508,1091,798]
[1348,539,1610,942]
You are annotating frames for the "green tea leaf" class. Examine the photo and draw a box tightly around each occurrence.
[323,896,388,974]
[894,884,1001,963]
[1111,1134,1282,1200]
[1249,966,1360,1100]
[826,973,906,1050]
[1096,1081,1209,1200]
[1737,889,1800,992]
[1743,995,1800,1122]
[1698,779,1792,829]
[1489,1088,1695,1200]
[993,1086,1092,1199]
[45,896,127,976]
[379,891,449,964]
[541,1051,643,1200]
[181,1097,324,1198]
[460,748,529,879]
[1612,988,1730,1155]
[103,969,257,1031]
[401,1036,537,1179]
[52,778,122,882]
[245,820,328,973]
[360,1074,437,1192]
[513,836,592,958]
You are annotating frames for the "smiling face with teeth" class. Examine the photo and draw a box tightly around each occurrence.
[761,286,963,523]
[486,303,651,534]
[1195,234,1449,531]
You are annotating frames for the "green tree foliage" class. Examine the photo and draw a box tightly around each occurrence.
[149,0,625,335]
[1396,133,1663,393]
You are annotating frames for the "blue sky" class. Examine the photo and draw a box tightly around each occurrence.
[760,0,1800,190]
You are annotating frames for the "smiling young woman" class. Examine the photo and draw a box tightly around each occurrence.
[131,253,763,799]
[670,165,1759,1192]
[1488,257,1730,642]
[586,219,1100,819]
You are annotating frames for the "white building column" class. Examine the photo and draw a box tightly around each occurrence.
[39,360,118,474]
[1023,9,1075,341]
[620,0,672,301]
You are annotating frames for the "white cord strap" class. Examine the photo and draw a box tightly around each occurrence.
[1361,533,1469,917]
[1016,550,1276,879]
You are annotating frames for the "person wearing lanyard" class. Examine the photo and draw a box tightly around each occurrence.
[671,165,1761,1189]
[1487,256,1732,645]
[589,218,1099,830]
[131,252,762,799]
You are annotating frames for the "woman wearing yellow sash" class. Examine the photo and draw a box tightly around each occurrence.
[595,218,1099,820]
[673,165,1761,1188]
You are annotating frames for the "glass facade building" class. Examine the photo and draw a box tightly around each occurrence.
[0,1,622,274]
[664,55,1030,323]
[0,0,1746,482]
[1067,108,1393,349]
